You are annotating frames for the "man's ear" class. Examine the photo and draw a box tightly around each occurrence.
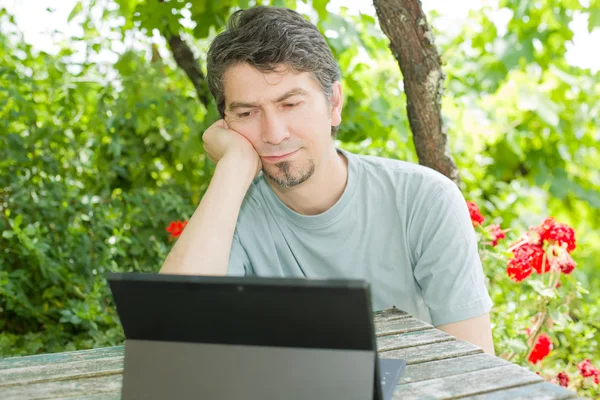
[330,81,343,127]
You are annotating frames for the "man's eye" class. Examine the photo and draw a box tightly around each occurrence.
[284,103,299,108]
[237,111,253,118]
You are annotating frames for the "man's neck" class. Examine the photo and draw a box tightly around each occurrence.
[266,147,348,216]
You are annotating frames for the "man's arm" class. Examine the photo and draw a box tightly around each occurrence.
[437,313,495,355]
[408,176,494,352]
[159,120,260,276]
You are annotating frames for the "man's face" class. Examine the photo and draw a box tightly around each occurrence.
[223,63,342,188]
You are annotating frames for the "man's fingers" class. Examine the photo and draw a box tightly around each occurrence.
[213,119,228,129]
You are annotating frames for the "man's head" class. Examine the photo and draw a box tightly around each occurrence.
[206,6,343,188]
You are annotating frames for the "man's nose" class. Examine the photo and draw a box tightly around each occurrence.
[261,110,290,145]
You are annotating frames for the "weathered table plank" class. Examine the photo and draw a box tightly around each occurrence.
[0,308,579,399]
[375,317,433,336]
[398,353,510,384]
[0,347,124,371]
[373,308,411,322]
[381,339,483,364]
[0,357,124,387]
[392,364,544,399]
[65,395,121,400]
[377,329,454,352]
[0,374,122,400]
[461,382,579,400]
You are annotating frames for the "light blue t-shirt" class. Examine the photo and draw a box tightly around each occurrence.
[227,148,493,326]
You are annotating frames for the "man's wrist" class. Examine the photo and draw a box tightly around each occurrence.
[216,150,259,185]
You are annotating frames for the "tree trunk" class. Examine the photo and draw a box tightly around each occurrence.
[165,35,212,107]
[373,0,461,185]
[156,0,210,106]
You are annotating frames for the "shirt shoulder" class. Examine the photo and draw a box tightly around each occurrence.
[352,152,457,200]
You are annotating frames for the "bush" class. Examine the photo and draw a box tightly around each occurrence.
[468,202,599,398]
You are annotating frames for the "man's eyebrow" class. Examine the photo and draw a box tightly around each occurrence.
[227,88,308,112]
[274,88,308,103]
[228,101,260,112]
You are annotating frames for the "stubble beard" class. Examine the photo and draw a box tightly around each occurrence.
[263,159,316,188]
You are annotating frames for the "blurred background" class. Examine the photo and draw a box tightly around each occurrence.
[0,0,599,394]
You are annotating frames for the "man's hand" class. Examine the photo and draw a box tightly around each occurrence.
[202,119,262,177]
[159,120,262,276]
[436,313,495,355]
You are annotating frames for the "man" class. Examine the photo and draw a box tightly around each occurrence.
[160,6,494,355]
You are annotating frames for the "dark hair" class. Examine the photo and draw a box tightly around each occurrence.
[206,6,341,136]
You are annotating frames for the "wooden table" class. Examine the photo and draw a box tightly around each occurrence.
[0,308,579,399]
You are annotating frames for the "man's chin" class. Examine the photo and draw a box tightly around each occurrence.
[263,160,315,188]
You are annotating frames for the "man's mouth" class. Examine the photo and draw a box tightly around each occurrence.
[261,149,300,162]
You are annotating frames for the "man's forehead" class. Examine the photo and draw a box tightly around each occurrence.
[223,63,317,104]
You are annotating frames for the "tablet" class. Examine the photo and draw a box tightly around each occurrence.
[108,272,402,399]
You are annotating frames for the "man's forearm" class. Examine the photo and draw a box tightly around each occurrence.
[159,156,255,276]
[437,313,495,355]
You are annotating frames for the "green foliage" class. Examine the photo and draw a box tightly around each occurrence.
[0,11,206,356]
[1,0,599,395]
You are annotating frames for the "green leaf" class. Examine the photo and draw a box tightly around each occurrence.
[527,280,556,298]
[514,0,529,19]
[68,1,83,22]
[588,0,600,32]
[2,230,15,239]
[548,168,569,200]
[313,0,329,20]
[549,65,579,86]
[549,309,570,329]
[505,338,529,353]
[517,86,560,128]
[23,224,36,236]
[13,214,22,229]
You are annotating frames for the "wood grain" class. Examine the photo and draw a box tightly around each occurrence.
[381,339,483,364]
[377,328,454,352]
[1,307,578,400]
[461,381,578,400]
[392,364,544,399]
[398,353,509,384]
[0,346,124,371]
[0,357,124,387]
[0,374,122,400]
[373,308,411,323]
[375,317,433,337]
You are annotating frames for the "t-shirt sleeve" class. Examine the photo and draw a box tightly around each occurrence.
[227,229,251,277]
[410,181,493,327]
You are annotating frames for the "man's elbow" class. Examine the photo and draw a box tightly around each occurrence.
[436,313,496,356]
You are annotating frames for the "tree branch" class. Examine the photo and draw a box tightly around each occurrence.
[374,0,461,185]
[155,0,211,107]
[165,34,211,106]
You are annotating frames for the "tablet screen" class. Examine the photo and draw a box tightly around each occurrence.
[108,273,377,351]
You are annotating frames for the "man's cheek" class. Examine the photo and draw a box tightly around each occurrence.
[230,123,261,145]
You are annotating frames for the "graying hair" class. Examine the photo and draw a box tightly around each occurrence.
[206,6,342,136]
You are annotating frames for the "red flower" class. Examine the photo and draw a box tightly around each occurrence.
[507,243,545,281]
[558,257,576,274]
[467,201,485,226]
[528,333,552,364]
[507,259,532,282]
[536,217,576,253]
[166,220,188,238]
[549,246,577,274]
[487,224,506,247]
[578,359,600,384]
[557,372,569,387]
